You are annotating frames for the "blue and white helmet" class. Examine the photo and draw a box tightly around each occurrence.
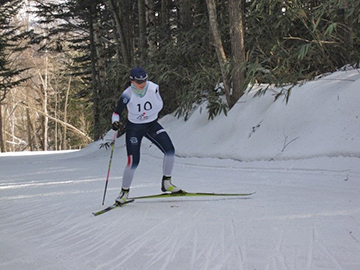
[130,67,148,83]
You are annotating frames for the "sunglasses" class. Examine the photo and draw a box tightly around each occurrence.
[133,79,147,84]
[130,74,148,84]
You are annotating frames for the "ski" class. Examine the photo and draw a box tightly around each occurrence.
[129,191,255,200]
[92,199,134,216]
[93,191,255,216]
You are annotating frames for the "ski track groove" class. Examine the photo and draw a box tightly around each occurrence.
[188,202,212,269]
[306,226,316,269]
[170,154,359,178]
[264,229,287,270]
[66,211,136,260]
[0,229,90,270]
[189,225,199,269]
[219,220,234,270]
[141,218,180,270]
[202,237,217,270]
[154,222,181,270]
[315,229,345,270]
[96,211,182,269]
[230,217,244,270]
[144,202,209,270]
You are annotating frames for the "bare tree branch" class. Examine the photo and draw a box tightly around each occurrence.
[19,101,93,143]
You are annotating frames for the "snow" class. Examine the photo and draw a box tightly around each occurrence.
[1,68,360,270]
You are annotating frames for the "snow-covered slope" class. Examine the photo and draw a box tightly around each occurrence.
[1,68,359,270]
[161,68,360,160]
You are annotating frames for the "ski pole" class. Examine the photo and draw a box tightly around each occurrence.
[102,131,117,205]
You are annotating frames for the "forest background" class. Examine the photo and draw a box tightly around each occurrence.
[0,0,359,152]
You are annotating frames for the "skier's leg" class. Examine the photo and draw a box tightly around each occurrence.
[122,130,142,188]
[116,126,144,204]
[146,122,181,192]
[146,122,175,175]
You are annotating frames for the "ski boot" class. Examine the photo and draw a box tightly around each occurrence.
[115,187,130,205]
[161,176,182,193]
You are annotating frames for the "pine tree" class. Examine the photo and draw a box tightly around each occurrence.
[0,0,30,152]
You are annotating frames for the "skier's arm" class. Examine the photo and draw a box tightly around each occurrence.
[112,91,130,130]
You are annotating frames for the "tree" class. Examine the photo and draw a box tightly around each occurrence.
[229,0,246,108]
[2,0,95,151]
[2,0,360,152]
[0,0,29,152]
[138,0,147,62]
[206,0,246,109]
[206,0,231,106]
[107,0,131,67]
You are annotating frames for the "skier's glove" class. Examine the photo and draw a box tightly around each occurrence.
[111,112,120,131]
[112,121,120,131]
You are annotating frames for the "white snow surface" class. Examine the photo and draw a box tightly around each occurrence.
[1,68,360,270]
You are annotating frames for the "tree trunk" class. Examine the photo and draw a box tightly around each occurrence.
[63,76,72,150]
[108,0,131,67]
[160,0,171,47]
[138,0,147,61]
[146,0,157,57]
[37,54,49,151]
[26,106,32,151]
[0,102,4,152]
[93,19,107,139]
[206,0,231,106]
[229,0,246,108]
[180,0,192,31]
[25,92,40,151]
[88,7,101,141]
[9,93,15,151]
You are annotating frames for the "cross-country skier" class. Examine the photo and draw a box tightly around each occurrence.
[111,67,182,204]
